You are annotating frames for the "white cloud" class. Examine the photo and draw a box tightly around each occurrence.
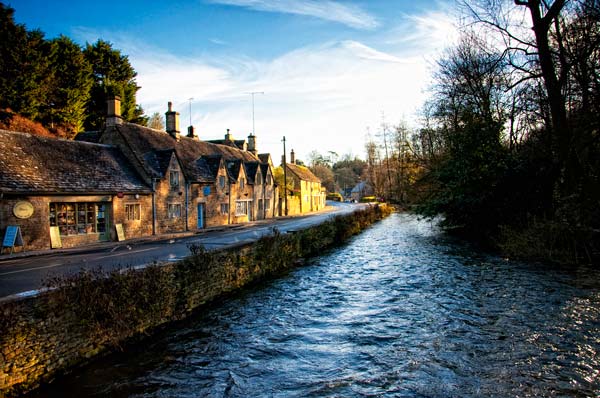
[128,39,429,162]
[205,0,378,29]
[384,9,460,56]
[71,7,457,162]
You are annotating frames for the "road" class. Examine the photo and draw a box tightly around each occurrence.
[0,202,367,299]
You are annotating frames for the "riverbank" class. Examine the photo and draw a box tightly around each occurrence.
[0,204,391,397]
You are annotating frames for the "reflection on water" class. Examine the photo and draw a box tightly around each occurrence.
[28,213,600,397]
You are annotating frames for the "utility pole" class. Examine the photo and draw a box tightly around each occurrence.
[247,91,264,134]
[282,136,288,216]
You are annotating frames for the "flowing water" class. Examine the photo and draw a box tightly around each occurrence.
[29,213,600,397]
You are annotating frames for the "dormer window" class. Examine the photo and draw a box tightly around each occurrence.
[266,174,272,185]
[240,178,245,190]
[170,171,180,189]
[219,175,226,189]
[256,172,262,185]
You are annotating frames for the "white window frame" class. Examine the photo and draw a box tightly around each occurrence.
[125,203,141,221]
[168,203,182,219]
[220,203,229,215]
[235,200,252,216]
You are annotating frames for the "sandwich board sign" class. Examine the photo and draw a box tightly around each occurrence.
[2,225,24,254]
[115,223,125,242]
[49,226,62,249]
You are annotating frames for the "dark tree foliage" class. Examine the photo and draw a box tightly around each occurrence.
[0,2,147,134]
[416,35,511,234]
[417,0,600,262]
[45,36,93,135]
[83,40,146,130]
[0,4,51,120]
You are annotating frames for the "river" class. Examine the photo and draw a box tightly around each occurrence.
[28,213,600,397]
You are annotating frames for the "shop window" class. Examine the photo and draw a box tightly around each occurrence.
[220,203,229,215]
[170,170,180,189]
[125,203,141,221]
[168,203,182,219]
[50,202,107,236]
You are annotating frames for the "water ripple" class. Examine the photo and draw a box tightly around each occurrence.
[27,213,600,397]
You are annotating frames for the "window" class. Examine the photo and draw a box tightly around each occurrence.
[266,174,272,185]
[219,175,226,189]
[125,204,141,221]
[240,178,245,190]
[170,170,180,189]
[168,203,182,218]
[256,172,262,185]
[220,203,229,215]
[235,200,251,216]
[50,202,106,236]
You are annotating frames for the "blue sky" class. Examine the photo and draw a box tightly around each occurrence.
[11,0,458,162]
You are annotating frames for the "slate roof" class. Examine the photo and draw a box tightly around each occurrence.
[198,155,223,180]
[74,130,101,143]
[258,153,273,165]
[206,138,247,151]
[0,129,150,194]
[226,159,243,183]
[244,162,260,184]
[259,164,272,183]
[286,163,321,183]
[143,149,176,177]
[101,123,259,183]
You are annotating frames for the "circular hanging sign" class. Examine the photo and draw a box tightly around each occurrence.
[13,201,34,219]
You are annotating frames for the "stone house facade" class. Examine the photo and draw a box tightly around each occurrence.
[0,130,152,250]
[77,98,280,235]
[281,150,327,216]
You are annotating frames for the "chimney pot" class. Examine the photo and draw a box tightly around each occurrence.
[106,96,123,127]
[187,125,198,140]
[290,149,296,165]
[248,133,257,156]
[165,101,180,140]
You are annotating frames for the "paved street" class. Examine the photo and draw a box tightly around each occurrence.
[0,202,367,299]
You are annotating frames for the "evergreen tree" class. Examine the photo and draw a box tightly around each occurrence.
[83,39,145,130]
[0,3,51,120]
[45,35,93,135]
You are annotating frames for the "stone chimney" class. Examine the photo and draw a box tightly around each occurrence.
[225,128,233,141]
[187,126,198,140]
[247,133,257,156]
[106,96,122,127]
[290,149,296,165]
[165,101,180,140]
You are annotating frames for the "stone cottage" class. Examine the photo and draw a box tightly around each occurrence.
[282,150,327,215]
[77,98,279,234]
[0,129,152,250]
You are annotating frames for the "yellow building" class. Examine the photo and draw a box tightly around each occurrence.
[282,150,327,215]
